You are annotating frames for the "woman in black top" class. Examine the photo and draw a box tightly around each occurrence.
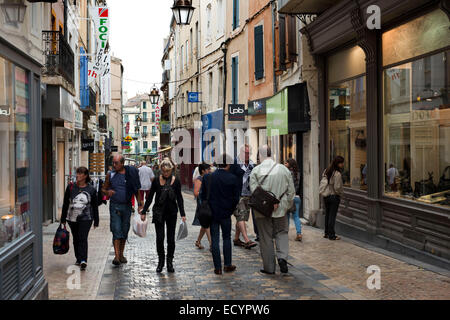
[140,160,186,273]
[61,167,99,271]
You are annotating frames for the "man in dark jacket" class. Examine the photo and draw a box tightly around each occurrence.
[201,154,240,275]
[102,154,142,266]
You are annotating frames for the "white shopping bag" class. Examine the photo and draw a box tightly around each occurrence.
[132,212,148,238]
[176,221,188,241]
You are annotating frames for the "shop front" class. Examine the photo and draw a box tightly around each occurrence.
[0,39,47,299]
[248,98,269,163]
[300,0,450,267]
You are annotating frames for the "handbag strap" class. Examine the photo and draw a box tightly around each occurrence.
[256,163,278,187]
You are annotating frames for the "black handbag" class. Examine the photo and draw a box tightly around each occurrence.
[197,175,213,228]
[414,172,437,198]
[249,164,287,218]
[438,166,450,192]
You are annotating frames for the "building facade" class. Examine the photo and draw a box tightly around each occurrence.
[0,0,52,300]
[279,0,450,267]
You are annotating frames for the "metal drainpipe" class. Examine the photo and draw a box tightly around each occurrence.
[272,1,278,94]
[64,0,68,39]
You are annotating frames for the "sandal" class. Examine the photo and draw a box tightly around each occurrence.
[244,241,257,249]
[233,239,245,247]
[195,241,204,249]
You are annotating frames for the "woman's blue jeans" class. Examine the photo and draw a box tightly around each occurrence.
[287,196,302,235]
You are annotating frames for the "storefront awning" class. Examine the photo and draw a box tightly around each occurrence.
[278,0,336,14]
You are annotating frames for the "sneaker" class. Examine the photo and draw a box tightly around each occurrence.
[75,261,81,266]
[80,261,87,271]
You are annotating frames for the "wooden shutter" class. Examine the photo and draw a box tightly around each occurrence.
[287,15,298,63]
[233,0,239,30]
[254,25,264,80]
[278,15,287,71]
[232,57,238,104]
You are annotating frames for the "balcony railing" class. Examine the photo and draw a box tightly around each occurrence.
[142,132,148,138]
[42,31,74,86]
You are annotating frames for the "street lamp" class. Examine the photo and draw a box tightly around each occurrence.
[149,86,160,106]
[171,0,195,25]
[1,0,27,26]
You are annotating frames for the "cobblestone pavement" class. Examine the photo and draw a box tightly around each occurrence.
[44,192,450,300]
[43,205,112,300]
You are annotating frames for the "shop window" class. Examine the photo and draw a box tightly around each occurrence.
[383,50,450,208]
[0,57,32,251]
[382,10,450,67]
[329,76,367,190]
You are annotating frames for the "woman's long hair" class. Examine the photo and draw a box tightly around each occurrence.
[325,156,345,182]
[76,166,91,184]
[286,158,299,174]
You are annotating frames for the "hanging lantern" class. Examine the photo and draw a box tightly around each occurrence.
[149,86,160,105]
[171,0,195,25]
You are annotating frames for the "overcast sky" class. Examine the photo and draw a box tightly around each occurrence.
[108,0,173,101]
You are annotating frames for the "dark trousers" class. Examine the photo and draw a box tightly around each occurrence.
[155,215,177,260]
[251,211,259,237]
[324,195,341,238]
[68,220,93,263]
[210,217,232,270]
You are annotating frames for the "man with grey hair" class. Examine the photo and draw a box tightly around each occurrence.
[249,145,295,274]
[102,154,142,266]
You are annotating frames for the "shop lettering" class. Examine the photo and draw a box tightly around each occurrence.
[97,8,109,49]
[0,108,10,116]
[229,107,244,115]
[412,110,432,121]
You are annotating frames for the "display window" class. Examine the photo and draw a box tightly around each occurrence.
[327,45,367,190]
[383,10,450,208]
[383,50,450,208]
[0,56,32,251]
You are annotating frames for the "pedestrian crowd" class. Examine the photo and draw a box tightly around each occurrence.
[59,145,345,276]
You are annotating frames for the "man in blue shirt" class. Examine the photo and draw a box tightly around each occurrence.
[102,154,142,266]
[201,154,240,275]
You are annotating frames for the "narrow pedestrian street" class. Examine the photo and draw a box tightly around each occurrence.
[43,192,450,300]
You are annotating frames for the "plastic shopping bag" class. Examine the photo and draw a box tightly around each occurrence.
[176,221,188,241]
[53,224,70,255]
[132,212,148,238]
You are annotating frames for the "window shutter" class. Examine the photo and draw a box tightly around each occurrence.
[278,15,287,70]
[254,25,264,80]
[287,16,298,63]
[232,57,238,104]
[233,0,239,30]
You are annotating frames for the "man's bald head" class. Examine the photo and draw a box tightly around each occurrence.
[258,145,272,161]
[112,154,125,171]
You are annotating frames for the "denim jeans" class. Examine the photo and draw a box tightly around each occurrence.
[287,196,302,235]
[210,217,232,270]
[109,202,132,240]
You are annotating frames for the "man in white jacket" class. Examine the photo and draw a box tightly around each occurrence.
[250,145,295,275]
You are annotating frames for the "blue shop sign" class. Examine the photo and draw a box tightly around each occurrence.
[188,92,200,103]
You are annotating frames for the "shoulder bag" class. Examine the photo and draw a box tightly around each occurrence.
[248,164,287,218]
